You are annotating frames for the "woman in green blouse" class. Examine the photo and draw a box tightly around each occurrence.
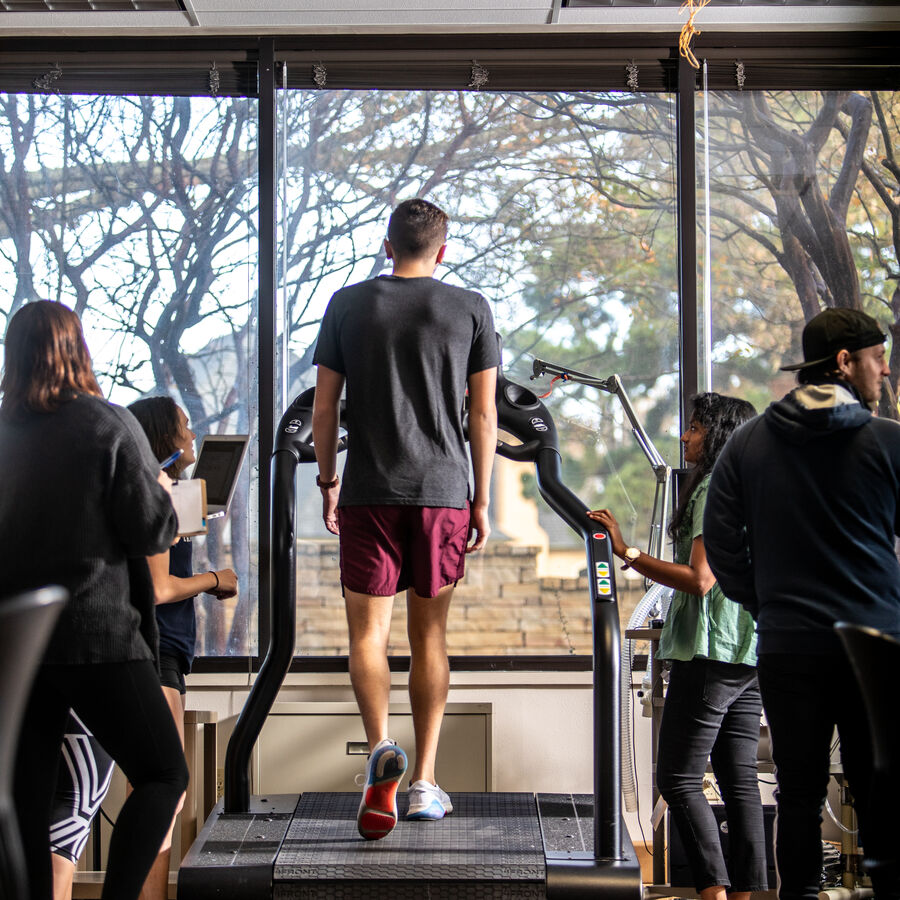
[590,392,765,900]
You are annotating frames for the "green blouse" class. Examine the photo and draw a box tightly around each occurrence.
[657,474,758,665]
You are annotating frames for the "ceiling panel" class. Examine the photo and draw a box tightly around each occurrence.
[1,0,183,8]
[0,0,897,33]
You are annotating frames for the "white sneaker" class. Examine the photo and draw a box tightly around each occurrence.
[406,780,453,820]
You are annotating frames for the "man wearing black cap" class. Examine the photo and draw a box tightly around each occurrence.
[703,307,899,900]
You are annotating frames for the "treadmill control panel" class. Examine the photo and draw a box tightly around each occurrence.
[588,531,616,602]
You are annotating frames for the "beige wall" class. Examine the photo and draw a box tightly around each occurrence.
[184,668,656,850]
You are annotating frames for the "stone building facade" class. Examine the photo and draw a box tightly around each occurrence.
[295,540,646,657]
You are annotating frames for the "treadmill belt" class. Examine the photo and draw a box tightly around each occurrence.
[274,791,546,899]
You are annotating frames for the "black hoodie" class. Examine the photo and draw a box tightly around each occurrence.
[704,382,900,654]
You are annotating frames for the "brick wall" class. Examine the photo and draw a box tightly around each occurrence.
[295,540,646,657]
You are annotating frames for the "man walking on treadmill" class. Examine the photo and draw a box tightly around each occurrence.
[312,198,499,841]
[703,307,900,899]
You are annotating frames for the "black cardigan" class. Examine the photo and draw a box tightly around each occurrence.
[0,394,177,665]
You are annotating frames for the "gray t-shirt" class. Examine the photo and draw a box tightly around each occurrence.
[313,274,499,508]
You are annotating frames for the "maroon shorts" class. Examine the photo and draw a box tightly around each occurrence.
[337,504,471,598]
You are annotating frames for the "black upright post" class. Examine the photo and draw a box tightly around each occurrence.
[534,448,622,861]
[677,56,699,429]
[224,37,277,814]
[224,448,299,812]
[256,38,277,664]
[591,564,621,862]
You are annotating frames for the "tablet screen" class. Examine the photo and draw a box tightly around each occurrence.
[193,437,248,508]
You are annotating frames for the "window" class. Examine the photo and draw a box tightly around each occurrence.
[699,89,899,415]
[0,92,259,655]
[279,88,679,657]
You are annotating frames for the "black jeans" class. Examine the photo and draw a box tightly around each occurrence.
[14,659,189,900]
[757,652,897,900]
[657,658,768,893]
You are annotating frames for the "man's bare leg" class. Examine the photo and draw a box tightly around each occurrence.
[345,590,395,750]
[406,584,454,785]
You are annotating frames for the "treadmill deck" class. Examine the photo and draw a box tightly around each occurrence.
[275,791,546,898]
[178,792,606,899]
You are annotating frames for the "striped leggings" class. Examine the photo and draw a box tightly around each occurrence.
[49,710,115,864]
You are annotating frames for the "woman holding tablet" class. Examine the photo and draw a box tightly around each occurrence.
[125,396,238,899]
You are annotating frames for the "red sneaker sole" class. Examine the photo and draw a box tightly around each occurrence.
[358,809,397,840]
[358,782,400,840]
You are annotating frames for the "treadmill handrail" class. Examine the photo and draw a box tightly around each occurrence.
[531,357,673,577]
[224,387,346,813]
[531,358,668,477]
[533,446,623,861]
[224,446,300,812]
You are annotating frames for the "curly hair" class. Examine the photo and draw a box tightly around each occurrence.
[668,392,757,540]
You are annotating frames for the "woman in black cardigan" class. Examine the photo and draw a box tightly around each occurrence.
[0,301,188,900]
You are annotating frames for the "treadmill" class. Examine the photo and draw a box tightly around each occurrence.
[178,363,643,900]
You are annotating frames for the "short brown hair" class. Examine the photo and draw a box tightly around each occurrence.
[0,301,103,421]
[387,198,449,261]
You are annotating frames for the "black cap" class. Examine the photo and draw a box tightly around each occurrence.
[780,307,887,372]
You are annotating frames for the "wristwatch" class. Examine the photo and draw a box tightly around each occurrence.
[623,546,641,566]
[315,474,340,489]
